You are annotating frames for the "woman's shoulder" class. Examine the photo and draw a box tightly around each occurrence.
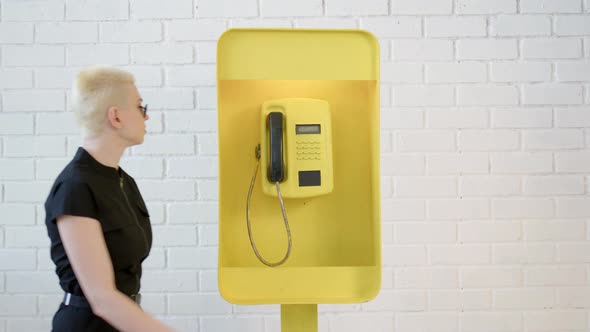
[47,158,108,204]
[53,160,94,187]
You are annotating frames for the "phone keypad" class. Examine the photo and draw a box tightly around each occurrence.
[296,139,321,160]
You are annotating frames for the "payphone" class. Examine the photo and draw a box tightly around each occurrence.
[246,98,334,266]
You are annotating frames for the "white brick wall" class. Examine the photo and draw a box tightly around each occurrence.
[326,0,388,16]
[66,44,129,66]
[36,22,98,44]
[131,0,193,19]
[426,62,487,83]
[457,39,518,60]
[391,0,452,15]
[490,15,551,36]
[393,39,454,60]
[2,45,65,67]
[522,38,583,59]
[457,84,519,106]
[462,313,522,331]
[556,61,590,82]
[65,0,129,21]
[100,22,163,43]
[0,23,33,43]
[490,61,552,82]
[0,1,589,331]
[520,0,583,13]
[360,17,421,38]
[1,1,64,22]
[555,15,590,36]
[425,17,487,37]
[456,0,517,14]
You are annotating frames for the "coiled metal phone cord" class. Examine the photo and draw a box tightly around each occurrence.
[246,144,292,267]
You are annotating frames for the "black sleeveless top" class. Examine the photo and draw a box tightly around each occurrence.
[44,147,152,297]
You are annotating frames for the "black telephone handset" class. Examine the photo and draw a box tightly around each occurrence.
[267,112,285,182]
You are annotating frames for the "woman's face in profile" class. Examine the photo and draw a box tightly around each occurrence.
[117,84,149,146]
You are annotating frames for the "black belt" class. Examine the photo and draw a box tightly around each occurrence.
[63,292,141,308]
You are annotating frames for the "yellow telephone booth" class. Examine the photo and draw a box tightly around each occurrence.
[217,28,381,331]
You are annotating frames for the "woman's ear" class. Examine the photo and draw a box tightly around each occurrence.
[106,106,123,129]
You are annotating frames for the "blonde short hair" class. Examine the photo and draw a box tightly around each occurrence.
[70,66,135,136]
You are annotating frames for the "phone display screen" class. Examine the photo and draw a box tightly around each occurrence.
[296,124,321,135]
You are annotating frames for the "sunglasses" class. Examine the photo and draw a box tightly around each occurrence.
[138,104,148,117]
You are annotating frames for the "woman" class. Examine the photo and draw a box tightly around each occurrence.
[44,66,174,331]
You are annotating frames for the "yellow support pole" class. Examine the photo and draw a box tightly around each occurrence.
[281,304,318,332]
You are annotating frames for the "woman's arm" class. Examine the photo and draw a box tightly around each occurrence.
[57,215,174,332]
